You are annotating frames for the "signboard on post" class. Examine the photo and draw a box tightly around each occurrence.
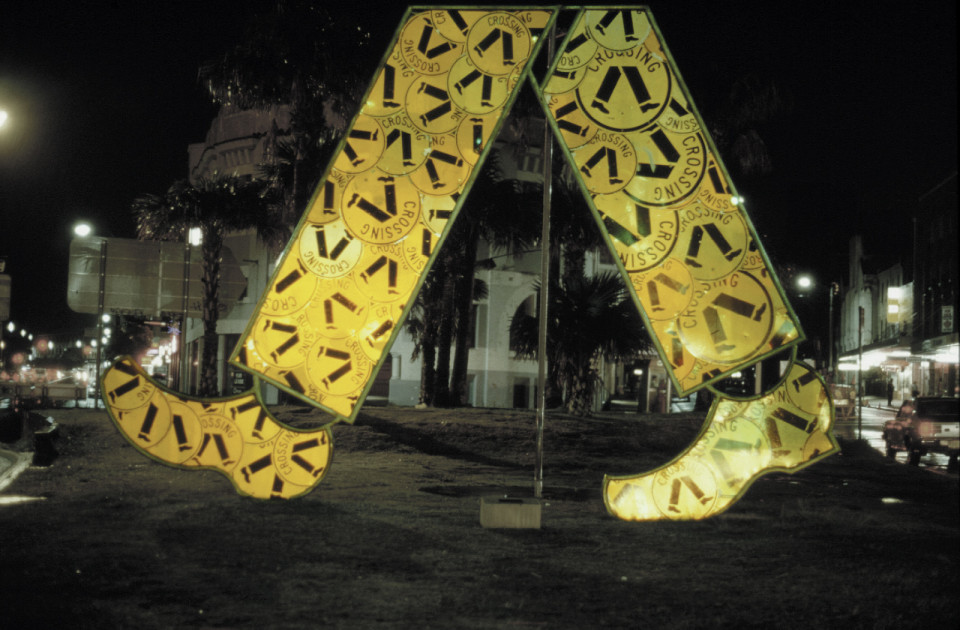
[67,236,247,319]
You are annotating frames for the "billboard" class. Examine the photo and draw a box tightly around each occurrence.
[67,236,247,319]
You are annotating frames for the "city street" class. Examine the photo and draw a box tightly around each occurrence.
[833,399,957,475]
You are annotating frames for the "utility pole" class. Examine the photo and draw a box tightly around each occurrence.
[534,20,555,500]
[858,305,864,440]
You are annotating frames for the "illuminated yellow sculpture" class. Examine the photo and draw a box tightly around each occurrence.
[606,358,837,520]
[101,7,837,516]
[229,8,555,421]
[542,8,836,519]
[102,357,331,499]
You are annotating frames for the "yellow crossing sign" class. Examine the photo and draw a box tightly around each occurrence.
[231,7,556,420]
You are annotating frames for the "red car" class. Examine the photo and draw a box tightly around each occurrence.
[883,397,959,470]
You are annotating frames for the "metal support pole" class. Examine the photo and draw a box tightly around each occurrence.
[534,21,555,500]
[828,283,836,377]
[94,239,106,410]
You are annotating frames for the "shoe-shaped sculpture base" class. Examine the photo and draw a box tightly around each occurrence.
[605,360,838,520]
[101,356,332,499]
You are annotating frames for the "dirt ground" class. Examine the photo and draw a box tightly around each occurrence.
[1,404,958,629]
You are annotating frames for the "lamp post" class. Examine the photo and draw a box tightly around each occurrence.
[74,222,105,408]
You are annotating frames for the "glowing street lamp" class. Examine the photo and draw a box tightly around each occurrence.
[74,222,93,238]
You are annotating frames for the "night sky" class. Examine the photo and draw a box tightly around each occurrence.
[1,0,956,339]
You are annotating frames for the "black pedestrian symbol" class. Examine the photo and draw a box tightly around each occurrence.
[275,260,307,294]
[637,129,680,179]
[763,416,791,457]
[703,293,763,352]
[347,177,398,223]
[707,165,728,196]
[379,64,400,109]
[423,149,464,189]
[360,255,399,293]
[194,432,234,466]
[792,371,818,393]
[770,407,816,434]
[590,66,658,115]
[282,370,306,394]
[454,69,494,107]
[416,82,453,127]
[416,22,456,59]
[108,373,140,404]
[580,146,622,185]
[366,320,394,347]
[263,320,299,363]
[473,28,515,66]
[667,475,712,513]
[271,474,285,498]
[137,402,159,442]
[343,128,379,167]
[385,129,415,166]
[172,414,191,451]
[565,32,591,55]
[323,292,364,328]
[429,208,452,223]
[317,347,353,388]
[322,181,337,216]
[646,272,689,312]
[594,10,641,42]
[710,438,761,485]
[421,229,433,256]
[241,453,272,483]
[470,118,484,154]
[230,399,267,439]
[314,227,354,261]
[684,223,742,268]
[554,100,590,137]
[601,215,638,246]
[447,10,470,36]
[291,437,327,478]
[670,336,685,368]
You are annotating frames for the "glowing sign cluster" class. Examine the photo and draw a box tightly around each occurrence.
[102,357,331,499]
[230,8,553,420]
[605,360,838,520]
[100,7,837,517]
[544,9,800,394]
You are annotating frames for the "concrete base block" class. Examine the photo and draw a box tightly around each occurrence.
[480,496,541,529]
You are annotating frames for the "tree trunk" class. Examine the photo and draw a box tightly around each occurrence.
[450,223,480,406]
[419,340,436,406]
[565,365,595,416]
[199,226,224,397]
[432,263,458,407]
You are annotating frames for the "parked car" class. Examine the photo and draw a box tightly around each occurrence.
[882,397,959,470]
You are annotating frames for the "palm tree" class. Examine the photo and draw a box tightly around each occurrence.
[132,172,288,396]
[510,271,650,415]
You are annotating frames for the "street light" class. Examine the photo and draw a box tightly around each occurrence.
[74,222,93,238]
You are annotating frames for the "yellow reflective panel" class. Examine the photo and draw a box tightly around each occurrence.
[544,8,803,395]
[604,361,839,521]
[232,8,555,421]
[101,357,332,499]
